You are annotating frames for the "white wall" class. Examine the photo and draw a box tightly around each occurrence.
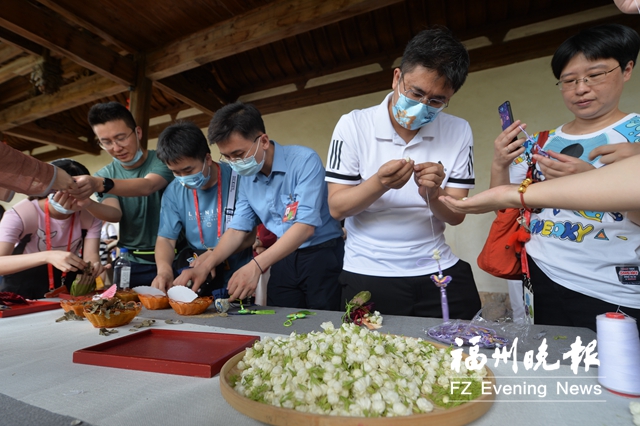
[5,54,640,294]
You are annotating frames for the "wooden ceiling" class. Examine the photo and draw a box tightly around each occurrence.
[0,0,637,161]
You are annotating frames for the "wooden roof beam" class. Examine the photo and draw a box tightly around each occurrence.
[146,0,403,80]
[4,122,100,155]
[0,0,136,87]
[0,55,40,85]
[155,72,228,116]
[147,113,212,140]
[0,73,127,131]
[468,14,640,73]
[0,27,43,56]
[147,68,393,138]
[251,69,392,115]
[0,43,24,65]
[35,0,137,54]
[145,14,640,138]
[32,148,81,162]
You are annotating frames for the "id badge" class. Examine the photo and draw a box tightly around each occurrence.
[283,201,299,222]
[523,276,534,324]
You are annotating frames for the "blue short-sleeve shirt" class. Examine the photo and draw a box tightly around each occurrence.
[229,141,342,248]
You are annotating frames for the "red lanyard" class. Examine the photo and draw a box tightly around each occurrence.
[44,198,76,290]
[193,164,222,250]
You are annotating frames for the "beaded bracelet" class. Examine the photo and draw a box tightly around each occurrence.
[518,178,533,212]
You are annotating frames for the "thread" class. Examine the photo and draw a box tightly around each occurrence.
[596,312,640,396]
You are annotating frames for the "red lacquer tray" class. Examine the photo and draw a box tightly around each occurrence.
[58,291,103,300]
[0,300,61,318]
[73,329,259,378]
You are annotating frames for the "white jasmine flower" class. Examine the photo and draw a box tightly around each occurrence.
[233,320,486,418]
[371,400,386,414]
[416,398,433,412]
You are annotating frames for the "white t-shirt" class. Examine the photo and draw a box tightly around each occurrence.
[325,93,475,276]
[510,113,640,308]
[101,222,118,241]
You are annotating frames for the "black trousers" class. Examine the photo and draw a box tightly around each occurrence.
[267,237,344,311]
[528,255,640,334]
[339,259,481,319]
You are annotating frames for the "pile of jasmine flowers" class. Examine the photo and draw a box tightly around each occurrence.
[232,321,487,417]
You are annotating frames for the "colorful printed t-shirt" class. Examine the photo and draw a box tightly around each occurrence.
[510,113,640,308]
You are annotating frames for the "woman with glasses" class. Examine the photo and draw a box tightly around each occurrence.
[490,24,640,332]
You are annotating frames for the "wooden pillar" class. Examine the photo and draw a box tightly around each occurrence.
[129,53,152,149]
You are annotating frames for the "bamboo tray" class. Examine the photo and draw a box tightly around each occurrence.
[220,344,496,426]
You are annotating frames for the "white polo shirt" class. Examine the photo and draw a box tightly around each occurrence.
[325,92,475,277]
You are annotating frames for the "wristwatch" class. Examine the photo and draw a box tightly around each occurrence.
[97,177,114,197]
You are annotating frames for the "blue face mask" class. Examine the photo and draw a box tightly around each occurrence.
[392,89,443,130]
[48,194,75,215]
[114,148,143,167]
[175,162,210,189]
[228,142,265,177]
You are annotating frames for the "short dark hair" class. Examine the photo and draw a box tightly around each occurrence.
[87,102,137,130]
[156,121,210,164]
[50,158,90,177]
[551,24,640,79]
[208,102,266,145]
[400,26,470,93]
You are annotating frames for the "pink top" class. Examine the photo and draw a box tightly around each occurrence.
[0,200,101,255]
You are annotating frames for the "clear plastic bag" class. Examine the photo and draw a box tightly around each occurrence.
[426,306,531,348]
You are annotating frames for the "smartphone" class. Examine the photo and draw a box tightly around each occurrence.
[498,101,514,130]
[498,101,518,142]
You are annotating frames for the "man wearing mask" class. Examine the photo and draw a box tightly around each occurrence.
[152,121,253,296]
[325,27,481,319]
[175,102,344,310]
[71,102,174,287]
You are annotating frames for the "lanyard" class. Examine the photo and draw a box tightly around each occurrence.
[44,198,76,291]
[193,164,222,250]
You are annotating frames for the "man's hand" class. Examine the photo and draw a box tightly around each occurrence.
[589,143,640,165]
[376,159,414,190]
[173,265,214,293]
[226,260,261,301]
[151,271,174,293]
[69,175,100,200]
[535,151,594,180]
[414,161,445,200]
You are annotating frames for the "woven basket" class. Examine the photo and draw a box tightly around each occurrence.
[115,289,140,303]
[138,294,170,310]
[169,296,213,315]
[83,302,142,328]
[60,297,90,317]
